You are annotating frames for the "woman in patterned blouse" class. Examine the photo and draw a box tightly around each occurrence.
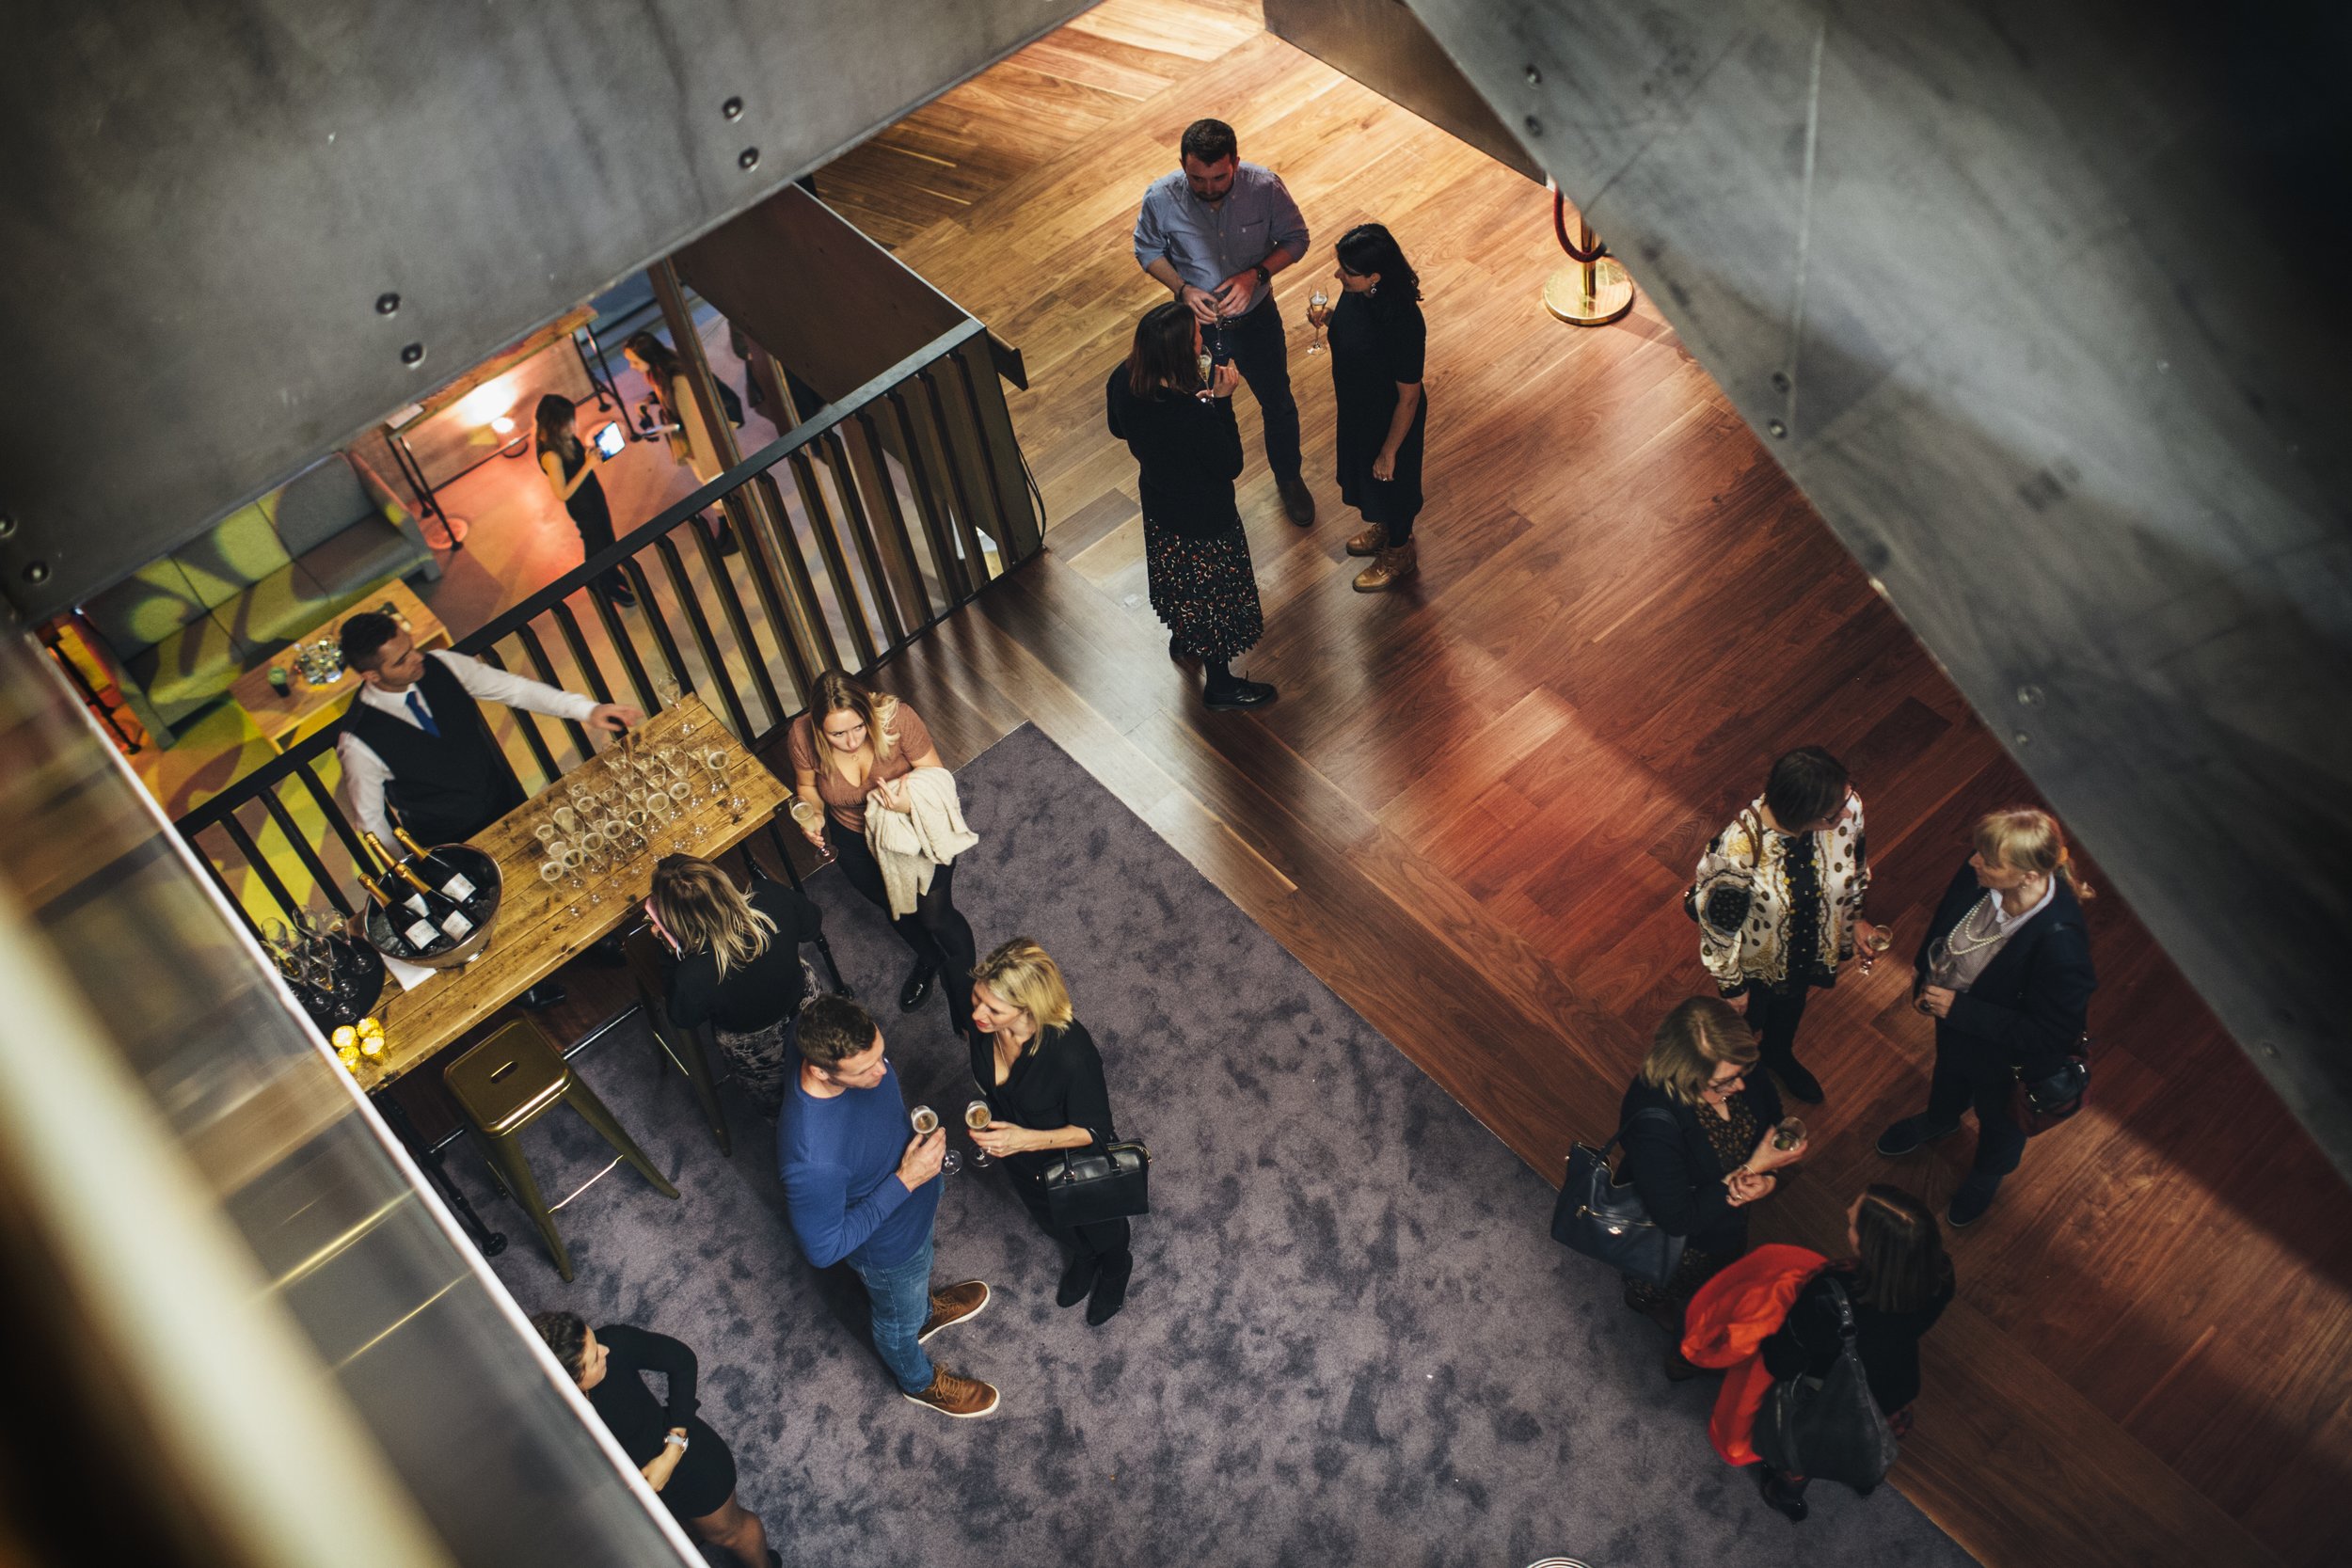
[1687,747,1886,1105]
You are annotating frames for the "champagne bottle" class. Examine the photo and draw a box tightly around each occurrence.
[363,832,474,945]
[390,822,478,903]
[354,870,426,957]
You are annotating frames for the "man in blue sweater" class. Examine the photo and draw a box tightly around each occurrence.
[778,993,998,1418]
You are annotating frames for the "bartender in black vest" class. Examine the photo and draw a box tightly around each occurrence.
[338,610,641,1008]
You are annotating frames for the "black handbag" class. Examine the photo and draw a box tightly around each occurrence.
[1041,1141,1151,1228]
[2012,1035,2091,1136]
[1751,1278,1900,1490]
[1549,1107,1686,1286]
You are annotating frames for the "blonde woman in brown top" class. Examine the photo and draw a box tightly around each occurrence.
[787,671,978,1025]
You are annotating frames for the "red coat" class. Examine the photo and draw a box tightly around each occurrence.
[1679,1243,1827,1466]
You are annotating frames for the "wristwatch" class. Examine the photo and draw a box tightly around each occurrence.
[1253,263,1272,288]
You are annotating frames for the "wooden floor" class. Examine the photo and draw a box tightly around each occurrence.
[817,6,2352,1564]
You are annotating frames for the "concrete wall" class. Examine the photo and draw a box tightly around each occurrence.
[1403,0,2352,1176]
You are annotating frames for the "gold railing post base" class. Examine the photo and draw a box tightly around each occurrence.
[1543,258,1635,326]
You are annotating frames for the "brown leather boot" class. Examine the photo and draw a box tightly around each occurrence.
[1344,521,1387,557]
[1352,540,1418,592]
[902,1366,1000,1418]
[917,1280,990,1343]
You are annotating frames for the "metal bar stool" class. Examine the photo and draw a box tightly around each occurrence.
[623,926,732,1157]
[444,1016,679,1281]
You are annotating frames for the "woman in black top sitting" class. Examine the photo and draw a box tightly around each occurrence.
[648,854,824,1116]
[1753,1183,1956,1521]
[964,938,1134,1325]
[533,394,635,610]
[531,1312,776,1568]
[1304,222,1427,594]
[1106,299,1276,711]
[1620,996,1807,1375]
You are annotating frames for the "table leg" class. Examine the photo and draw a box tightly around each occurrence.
[377,1094,507,1258]
[768,816,850,995]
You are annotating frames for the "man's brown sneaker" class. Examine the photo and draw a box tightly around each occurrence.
[903,1367,999,1418]
[917,1280,990,1343]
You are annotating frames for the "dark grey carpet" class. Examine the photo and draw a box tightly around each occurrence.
[465,723,1977,1568]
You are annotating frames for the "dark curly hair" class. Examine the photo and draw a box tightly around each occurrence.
[797,991,880,1069]
[338,610,402,673]
[530,1310,590,1383]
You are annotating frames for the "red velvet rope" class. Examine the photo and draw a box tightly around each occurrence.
[1552,188,1609,263]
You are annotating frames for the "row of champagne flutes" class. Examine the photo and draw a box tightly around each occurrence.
[911,1098,996,1176]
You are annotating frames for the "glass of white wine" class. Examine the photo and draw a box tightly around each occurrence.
[964,1100,993,1168]
[912,1105,960,1175]
[1307,289,1330,354]
[1859,923,1896,974]
[1195,348,1216,402]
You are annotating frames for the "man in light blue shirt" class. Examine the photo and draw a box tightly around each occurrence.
[1133,119,1315,524]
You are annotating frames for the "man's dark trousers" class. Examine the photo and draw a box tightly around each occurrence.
[1211,297,1303,483]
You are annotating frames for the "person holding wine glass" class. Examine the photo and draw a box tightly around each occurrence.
[1303,223,1428,594]
[1618,996,1806,1378]
[1876,807,2098,1227]
[964,939,1135,1326]
[337,610,640,1009]
[786,670,978,1029]
[1106,300,1277,710]
[647,854,825,1116]
[1687,746,1883,1106]
[1132,118,1315,525]
[528,1312,779,1567]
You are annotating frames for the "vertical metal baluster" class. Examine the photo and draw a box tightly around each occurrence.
[919,366,994,593]
[786,448,879,670]
[586,577,660,714]
[262,786,354,917]
[515,621,594,760]
[719,473,816,732]
[292,754,369,873]
[654,534,754,741]
[884,387,973,602]
[184,827,263,942]
[473,645,560,789]
[948,341,1031,565]
[850,408,933,630]
[623,555,696,713]
[821,426,909,655]
[222,811,304,931]
[690,510,786,731]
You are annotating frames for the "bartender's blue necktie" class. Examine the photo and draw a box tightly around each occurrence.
[405,690,440,737]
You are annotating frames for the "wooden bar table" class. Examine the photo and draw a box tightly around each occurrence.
[354,695,789,1097]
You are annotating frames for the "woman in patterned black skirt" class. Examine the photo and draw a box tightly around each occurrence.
[1105,300,1276,710]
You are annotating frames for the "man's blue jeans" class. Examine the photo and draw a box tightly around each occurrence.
[851,1232,935,1395]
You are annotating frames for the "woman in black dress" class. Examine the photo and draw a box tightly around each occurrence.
[963,938,1136,1325]
[1619,996,1807,1376]
[648,854,826,1115]
[1306,222,1427,594]
[1751,1184,1956,1521]
[1105,300,1277,711]
[533,394,635,609]
[531,1312,775,1568]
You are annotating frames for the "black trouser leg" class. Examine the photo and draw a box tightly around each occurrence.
[573,508,631,601]
[828,820,977,992]
[1742,980,1812,1069]
[1216,299,1302,481]
[1018,1179,1132,1268]
[1928,1032,2026,1196]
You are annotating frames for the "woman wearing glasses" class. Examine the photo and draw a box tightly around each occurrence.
[1688,746,1884,1106]
[1619,996,1806,1376]
[787,670,978,1029]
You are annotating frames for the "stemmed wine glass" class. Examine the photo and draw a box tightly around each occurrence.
[1858,923,1896,974]
[1307,288,1330,354]
[964,1099,994,1168]
[1195,346,1216,402]
[913,1104,960,1175]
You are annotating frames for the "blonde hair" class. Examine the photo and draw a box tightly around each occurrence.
[969,937,1075,1052]
[807,670,900,784]
[649,856,775,979]
[1973,808,2094,901]
[1641,996,1758,1105]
